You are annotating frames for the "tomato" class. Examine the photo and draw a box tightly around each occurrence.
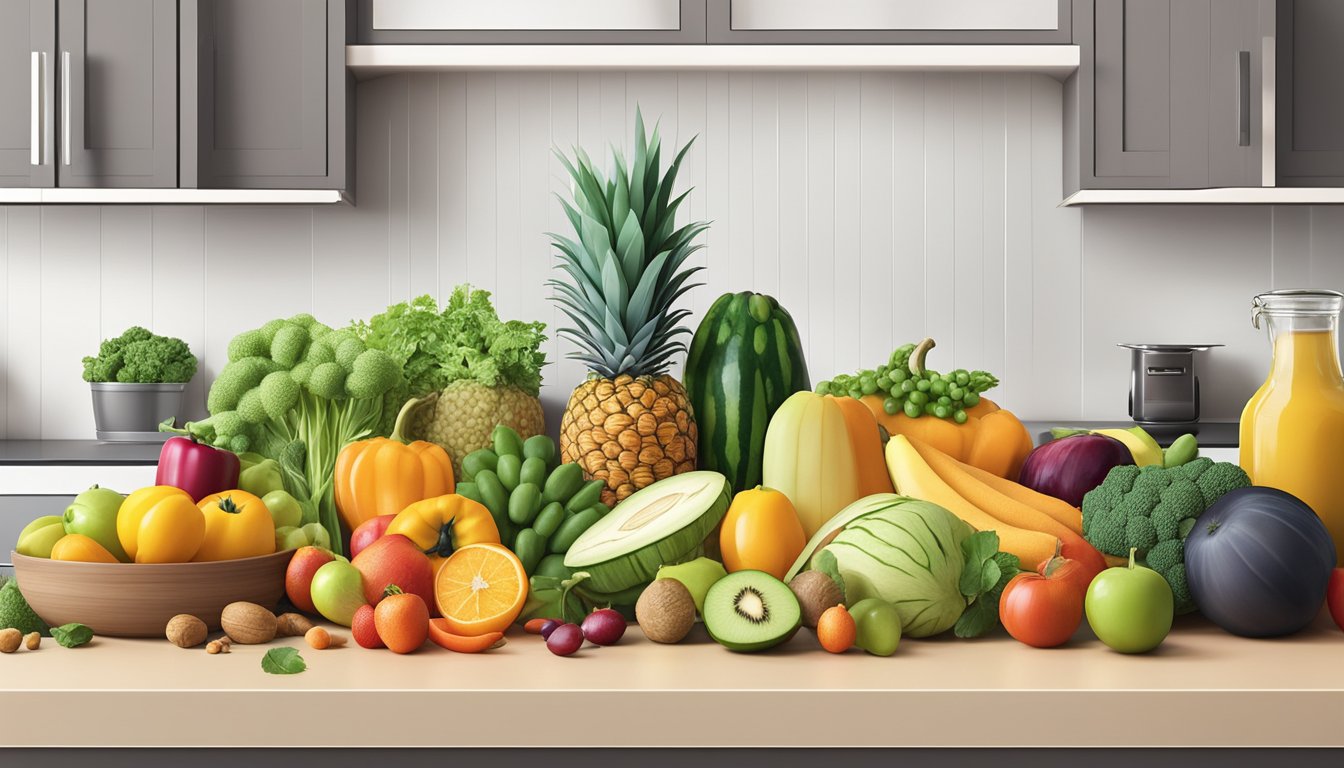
[1035,544,1093,600]
[1000,558,1086,649]
[1328,568,1344,632]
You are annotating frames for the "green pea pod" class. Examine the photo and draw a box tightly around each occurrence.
[492,425,525,459]
[475,470,509,530]
[496,454,523,492]
[542,463,585,505]
[534,553,573,580]
[565,479,605,514]
[590,502,612,518]
[550,508,602,554]
[508,482,543,526]
[532,501,566,538]
[520,456,547,488]
[523,434,556,465]
[513,528,546,575]
[455,481,481,504]
[461,449,499,481]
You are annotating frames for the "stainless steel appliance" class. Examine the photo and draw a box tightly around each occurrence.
[1118,343,1222,426]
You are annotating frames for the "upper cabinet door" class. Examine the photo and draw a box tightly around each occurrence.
[0,0,55,188]
[357,0,706,43]
[1277,0,1344,186]
[56,0,177,188]
[708,0,1072,44]
[191,0,349,190]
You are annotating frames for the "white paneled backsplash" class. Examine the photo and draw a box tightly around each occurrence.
[1,71,1342,441]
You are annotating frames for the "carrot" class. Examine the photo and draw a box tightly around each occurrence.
[428,620,506,653]
[951,454,1085,536]
[906,435,1106,579]
[886,435,1059,567]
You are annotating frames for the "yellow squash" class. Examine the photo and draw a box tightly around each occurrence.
[762,392,895,538]
[719,487,807,580]
[194,490,276,562]
[50,533,120,563]
[117,486,206,564]
[384,494,500,572]
[334,427,456,532]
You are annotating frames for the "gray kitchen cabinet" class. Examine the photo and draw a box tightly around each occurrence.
[56,0,177,189]
[1276,0,1344,186]
[184,0,352,191]
[707,0,1073,44]
[356,0,706,44]
[0,1,54,188]
[1065,0,1270,192]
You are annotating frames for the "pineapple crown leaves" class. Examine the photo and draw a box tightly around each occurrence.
[546,109,710,379]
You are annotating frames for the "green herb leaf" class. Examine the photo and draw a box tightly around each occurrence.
[261,647,307,675]
[955,550,1023,639]
[959,531,1000,598]
[51,623,93,648]
[813,549,847,602]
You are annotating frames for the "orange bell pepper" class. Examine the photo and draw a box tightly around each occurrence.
[860,396,1033,480]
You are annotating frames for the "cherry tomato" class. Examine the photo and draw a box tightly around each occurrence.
[1000,563,1085,649]
[1328,568,1344,632]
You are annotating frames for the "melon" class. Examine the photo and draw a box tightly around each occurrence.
[563,471,732,593]
[684,292,810,494]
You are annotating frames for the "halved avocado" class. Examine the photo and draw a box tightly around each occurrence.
[563,471,731,593]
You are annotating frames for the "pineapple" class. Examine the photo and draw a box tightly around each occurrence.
[549,111,708,507]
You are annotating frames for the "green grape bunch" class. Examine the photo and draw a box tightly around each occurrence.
[816,338,999,423]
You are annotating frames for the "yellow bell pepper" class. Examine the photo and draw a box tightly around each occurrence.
[50,533,120,563]
[194,489,277,562]
[117,486,206,563]
[385,494,500,572]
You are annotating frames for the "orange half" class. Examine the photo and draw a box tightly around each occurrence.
[434,543,528,636]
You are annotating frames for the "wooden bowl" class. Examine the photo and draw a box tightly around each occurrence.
[10,550,292,638]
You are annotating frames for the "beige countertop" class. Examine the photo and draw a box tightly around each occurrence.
[3,612,1342,748]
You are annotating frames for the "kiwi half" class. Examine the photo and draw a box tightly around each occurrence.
[703,570,802,652]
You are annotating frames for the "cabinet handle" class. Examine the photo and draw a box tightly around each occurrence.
[1237,50,1251,147]
[62,51,71,166]
[29,51,44,166]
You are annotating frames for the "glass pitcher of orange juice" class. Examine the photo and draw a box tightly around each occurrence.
[1240,289,1344,561]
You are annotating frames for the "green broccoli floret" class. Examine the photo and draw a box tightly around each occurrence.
[270,324,310,368]
[346,349,401,399]
[82,326,196,383]
[1081,459,1251,614]
[227,329,269,362]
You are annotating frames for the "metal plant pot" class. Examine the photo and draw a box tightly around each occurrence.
[90,382,186,441]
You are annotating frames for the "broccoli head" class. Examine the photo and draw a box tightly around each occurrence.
[82,326,197,383]
[1081,458,1250,614]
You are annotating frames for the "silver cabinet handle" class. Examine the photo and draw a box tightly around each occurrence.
[1237,50,1251,147]
[1262,35,1276,187]
[62,51,71,166]
[30,51,44,166]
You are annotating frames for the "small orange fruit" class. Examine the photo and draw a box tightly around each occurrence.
[434,543,528,636]
[817,604,856,654]
[374,585,430,654]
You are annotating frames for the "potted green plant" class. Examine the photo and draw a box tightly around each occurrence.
[81,326,198,441]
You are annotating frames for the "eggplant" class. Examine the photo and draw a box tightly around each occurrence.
[1018,434,1134,507]
[1186,486,1336,638]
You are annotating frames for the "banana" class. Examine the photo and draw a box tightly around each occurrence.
[1093,427,1164,467]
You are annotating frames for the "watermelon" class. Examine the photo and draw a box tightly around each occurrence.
[684,292,810,493]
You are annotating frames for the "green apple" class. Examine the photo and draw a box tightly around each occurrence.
[1085,548,1174,654]
[656,557,728,614]
[274,526,309,552]
[301,523,331,550]
[238,455,285,497]
[850,597,902,657]
[16,516,67,558]
[310,559,368,626]
[62,485,129,562]
[262,490,304,529]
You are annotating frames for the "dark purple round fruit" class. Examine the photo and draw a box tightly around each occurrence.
[581,608,627,646]
[539,619,562,640]
[546,623,584,656]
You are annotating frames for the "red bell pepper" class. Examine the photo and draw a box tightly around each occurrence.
[155,436,240,502]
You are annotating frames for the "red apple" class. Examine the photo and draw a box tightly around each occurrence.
[285,546,337,614]
[351,534,435,609]
[349,514,397,559]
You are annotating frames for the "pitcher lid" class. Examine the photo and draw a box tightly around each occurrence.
[1252,289,1344,328]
